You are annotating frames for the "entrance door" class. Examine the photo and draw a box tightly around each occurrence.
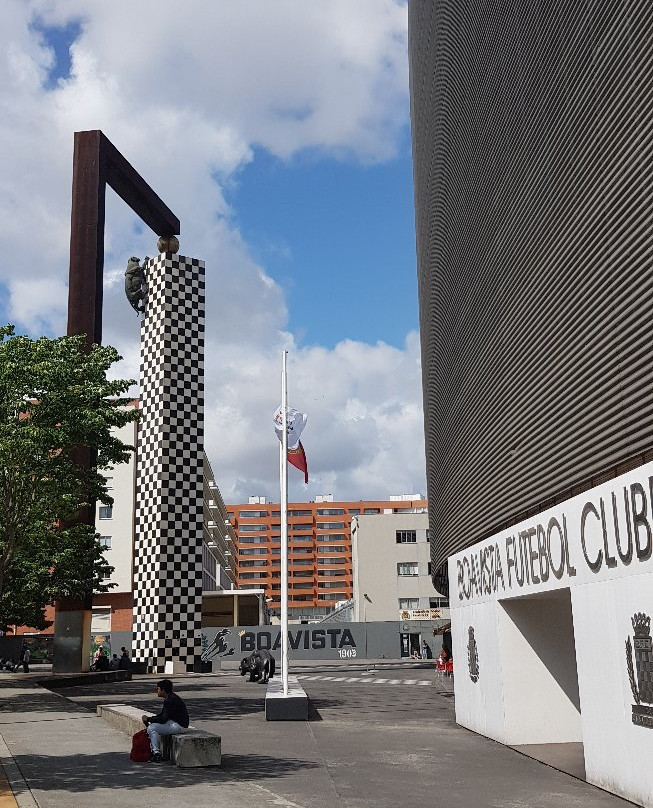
[400,632,421,658]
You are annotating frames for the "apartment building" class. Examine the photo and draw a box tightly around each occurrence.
[227,494,428,622]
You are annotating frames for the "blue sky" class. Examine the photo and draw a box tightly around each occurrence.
[230,147,417,349]
[1,1,426,503]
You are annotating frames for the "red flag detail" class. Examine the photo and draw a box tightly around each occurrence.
[288,441,308,484]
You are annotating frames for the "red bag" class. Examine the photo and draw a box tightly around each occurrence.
[130,729,151,762]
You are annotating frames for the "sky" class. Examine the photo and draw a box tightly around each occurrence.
[1,0,426,505]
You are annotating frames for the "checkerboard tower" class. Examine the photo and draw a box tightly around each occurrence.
[132,247,205,674]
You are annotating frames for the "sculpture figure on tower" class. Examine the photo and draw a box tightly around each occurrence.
[125,256,148,314]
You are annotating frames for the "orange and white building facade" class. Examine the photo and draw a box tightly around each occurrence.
[228,495,428,622]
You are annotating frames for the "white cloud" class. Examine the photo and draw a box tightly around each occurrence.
[1,0,425,503]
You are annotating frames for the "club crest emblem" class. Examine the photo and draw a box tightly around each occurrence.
[626,612,653,728]
[467,626,479,683]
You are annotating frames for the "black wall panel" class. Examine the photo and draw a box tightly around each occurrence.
[408,0,653,594]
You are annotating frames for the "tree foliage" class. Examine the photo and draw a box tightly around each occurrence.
[0,325,139,630]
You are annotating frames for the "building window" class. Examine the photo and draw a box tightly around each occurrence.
[239,524,268,532]
[288,509,312,516]
[317,508,345,516]
[239,560,268,567]
[397,562,418,576]
[318,569,347,576]
[290,559,313,566]
[426,529,430,542]
[317,557,347,565]
[399,598,419,610]
[91,607,111,633]
[293,583,313,590]
[317,522,345,530]
[97,536,112,549]
[239,510,268,518]
[318,581,347,588]
[318,593,346,601]
[428,562,432,575]
[239,547,267,555]
[105,476,113,489]
[316,533,345,541]
[364,508,379,514]
[317,545,346,553]
[239,536,268,544]
[349,508,360,515]
[98,506,113,520]
[429,597,450,608]
[396,530,416,544]
[240,572,267,579]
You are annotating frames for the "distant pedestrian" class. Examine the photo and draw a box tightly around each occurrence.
[119,649,132,670]
[420,641,431,659]
[92,647,110,671]
[22,647,30,673]
[109,654,121,670]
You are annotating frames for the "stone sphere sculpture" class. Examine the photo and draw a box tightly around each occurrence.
[157,235,180,254]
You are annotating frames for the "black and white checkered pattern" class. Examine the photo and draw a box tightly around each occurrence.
[132,253,205,674]
[635,638,653,704]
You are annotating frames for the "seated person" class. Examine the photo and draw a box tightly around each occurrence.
[142,679,189,763]
[92,647,110,671]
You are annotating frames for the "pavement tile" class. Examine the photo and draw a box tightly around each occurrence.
[0,663,637,808]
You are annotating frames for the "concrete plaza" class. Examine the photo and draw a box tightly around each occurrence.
[0,661,635,808]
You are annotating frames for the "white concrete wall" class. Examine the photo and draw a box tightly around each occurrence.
[449,461,653,807]
[572,573,653,805]
[500,592,581,744]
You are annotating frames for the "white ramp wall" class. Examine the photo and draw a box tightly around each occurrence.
[450,462,653,807]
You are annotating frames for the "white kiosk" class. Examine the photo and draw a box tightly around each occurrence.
[450,462,653,807]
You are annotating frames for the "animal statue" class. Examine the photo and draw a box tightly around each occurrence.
[201,628,235,661]
[239,649,276,683]
[124,256,148,314]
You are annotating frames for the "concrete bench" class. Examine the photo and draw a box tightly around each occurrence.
[97,703,221,767]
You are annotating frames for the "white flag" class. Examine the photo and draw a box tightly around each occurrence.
[273,406,307,450]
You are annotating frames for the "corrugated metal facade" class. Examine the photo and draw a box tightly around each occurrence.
[408,1,653,595]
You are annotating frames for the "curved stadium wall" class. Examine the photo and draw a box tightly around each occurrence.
[408,1,653,595]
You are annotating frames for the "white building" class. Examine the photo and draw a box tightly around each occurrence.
[351,510,449,657]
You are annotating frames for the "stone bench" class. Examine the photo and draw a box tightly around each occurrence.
[97,703,221,767]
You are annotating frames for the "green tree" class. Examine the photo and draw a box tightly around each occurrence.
[0,325,139,631]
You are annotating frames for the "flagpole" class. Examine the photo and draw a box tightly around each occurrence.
[280,350,289,696]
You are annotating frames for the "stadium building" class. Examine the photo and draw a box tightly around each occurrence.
[409,2,653,804]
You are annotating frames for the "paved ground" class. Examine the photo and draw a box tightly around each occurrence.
[0,661,637,808]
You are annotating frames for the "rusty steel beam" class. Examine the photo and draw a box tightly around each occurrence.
[67,129,180,346]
